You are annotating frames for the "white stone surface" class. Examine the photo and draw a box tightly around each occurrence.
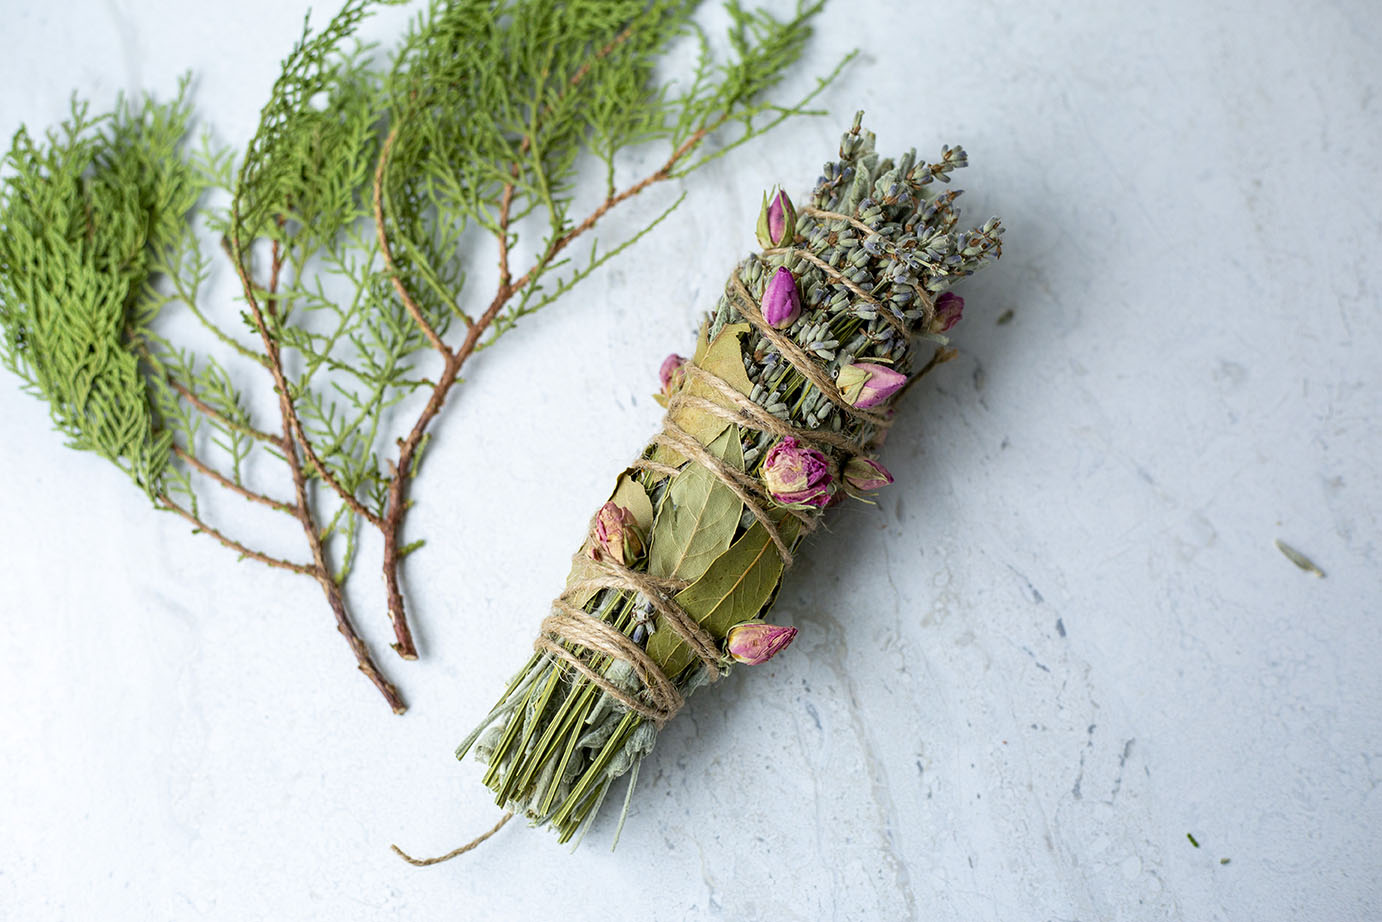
[1,1,1378,919]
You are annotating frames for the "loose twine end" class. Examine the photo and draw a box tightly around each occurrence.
[391,811,514,867]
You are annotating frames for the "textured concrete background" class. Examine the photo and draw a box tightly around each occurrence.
[1,1,1378,919]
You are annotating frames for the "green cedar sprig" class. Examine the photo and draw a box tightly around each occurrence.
[0,0,846,713]
[0,85,200,495]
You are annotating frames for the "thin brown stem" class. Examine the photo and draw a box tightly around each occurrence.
[495,164,519,293]
[157,493,315,576]
[279,417,407,714]
[223,235,385,531]
[374,120,716,663]
[223,222,404,711]
[172,443,295,515]
[508,123,713,294]
[165,375,278,444]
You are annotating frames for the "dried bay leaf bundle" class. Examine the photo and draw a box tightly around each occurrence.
[443,115,1005,851]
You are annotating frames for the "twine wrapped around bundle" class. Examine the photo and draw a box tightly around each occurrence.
[427,114,1003,855]
[535,262,930,728]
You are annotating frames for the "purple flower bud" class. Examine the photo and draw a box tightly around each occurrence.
[755,187,797,248]
[932,291,965,332]
[761,436,833,507]
[843,456,893,493]
[589,502,645,566]
[836,362,907,408]
[726,621,798,665]
[761,266,801,329]
[659,353,688,394]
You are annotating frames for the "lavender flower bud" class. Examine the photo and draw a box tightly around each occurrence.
[836,361,907,408]
[755,187,797,248]
[760,266,802,329]
[761,436,833,507]
[726,621,798,665]
[589,502,645,566]
[931,291,965,333]
[843,456,893,493]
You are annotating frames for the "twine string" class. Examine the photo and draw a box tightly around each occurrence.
[391,812,514,866]
[725,275,894,429]
[401,209,955,868]
[535,247,928,730]
[786,204,939,332]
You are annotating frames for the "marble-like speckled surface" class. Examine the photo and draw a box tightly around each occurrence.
[2,1,1378,919]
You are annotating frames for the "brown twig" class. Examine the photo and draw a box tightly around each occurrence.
[157,493,315,576]
[172,444,296,515]
[507,124,713,295]
[221,221,405,711]
[222,235,385,532]
[279,416,407,714]
[165,375,279,445]
[373,115,717,663]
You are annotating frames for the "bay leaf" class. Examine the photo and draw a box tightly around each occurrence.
[650,322,752,468]
[647,425,743,584]
[697,322,755,396]
[648,513,802,677]
[691,317,711,365]
[610,472,653,531]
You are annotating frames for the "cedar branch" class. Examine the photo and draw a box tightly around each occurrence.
[165,374,279,444]
[222,222,404,711]
[374,120,717,662]
[369,21,652,660]
[172,443,296,514]
[279,415,407,714]
[157,493,315,576]
[222,234,385,531]
[373,124,455,354]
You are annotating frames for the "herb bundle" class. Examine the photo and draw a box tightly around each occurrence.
[0,0,844,712]
[443,115,1003,851]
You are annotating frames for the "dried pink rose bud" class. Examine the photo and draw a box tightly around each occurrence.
[659,353,688,394]
[761,436,833,507]
[589,502,645,566]
[836,361,907,408]
[843,456,893,493]
[755,187,797,248]
[726,621,798,665]
[760,266,801,329]
[932,291,965,333]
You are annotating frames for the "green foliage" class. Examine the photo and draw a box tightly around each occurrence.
[1,0,844,708]
[377,0,843,336]
[0,85,204,495]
